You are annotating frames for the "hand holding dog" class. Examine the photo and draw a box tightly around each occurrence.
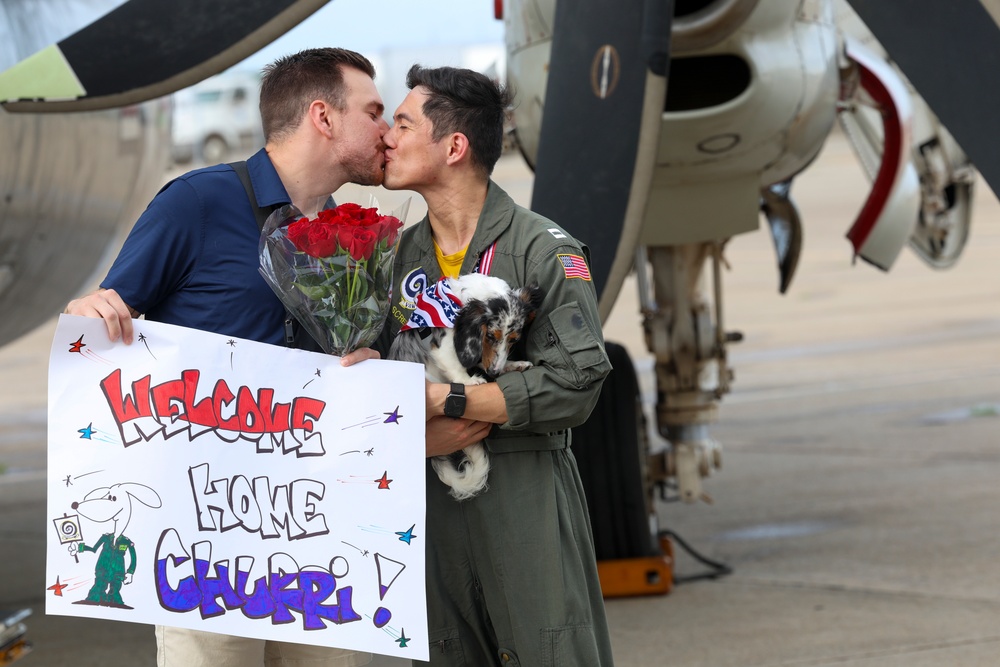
[426,416,492,457]
[425,381,509,423]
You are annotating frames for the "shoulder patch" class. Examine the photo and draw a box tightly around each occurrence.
[547,227,567,239]
[557,254,592,281]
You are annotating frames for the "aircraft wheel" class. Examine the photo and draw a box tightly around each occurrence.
[201,135,229,164]
[572,341,658,560]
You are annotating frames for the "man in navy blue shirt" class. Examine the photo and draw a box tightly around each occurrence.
[68,48,386,359]
[64,47,421,667]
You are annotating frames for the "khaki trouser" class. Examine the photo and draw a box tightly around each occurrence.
[155,626,372,667]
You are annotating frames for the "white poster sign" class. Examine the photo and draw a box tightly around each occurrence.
[45,315,427,661]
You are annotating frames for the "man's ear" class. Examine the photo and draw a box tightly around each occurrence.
[308,100,336,139]
[445,132,471,166]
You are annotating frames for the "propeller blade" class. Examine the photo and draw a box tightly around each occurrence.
[529,0,672,318]
[0,0,330,112]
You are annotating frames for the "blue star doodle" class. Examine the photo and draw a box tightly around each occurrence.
[76,423,119,445]
[396,630,410,648]
[395,524,417,545]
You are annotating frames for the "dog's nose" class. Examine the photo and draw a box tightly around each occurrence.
[71,502,78,509]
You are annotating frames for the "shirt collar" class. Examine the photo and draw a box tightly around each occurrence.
[246,148,291,209]
[411,180,516,273]
[462,180,515,274]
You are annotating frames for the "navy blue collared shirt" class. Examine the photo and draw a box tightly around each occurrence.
[102,148,292,345]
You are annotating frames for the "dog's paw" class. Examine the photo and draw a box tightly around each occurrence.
[503,361,533,373]
[467,375,488,385]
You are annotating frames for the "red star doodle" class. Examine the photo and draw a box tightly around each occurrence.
[48,576,69,597]
[68,335,86,353]
[375,471,392,490]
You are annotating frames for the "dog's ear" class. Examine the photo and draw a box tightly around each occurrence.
[115,483,163,509]
[519,282,544,313]
[454,299,489,369]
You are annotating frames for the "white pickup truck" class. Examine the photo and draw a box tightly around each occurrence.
[171,71,264,165]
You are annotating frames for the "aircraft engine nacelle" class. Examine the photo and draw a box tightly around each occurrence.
[0,1,171,347]
[644,0,839,246]
[502,0,553,169]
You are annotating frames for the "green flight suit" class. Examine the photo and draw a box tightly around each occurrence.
[79,532,136,606]
[376,182,615,666]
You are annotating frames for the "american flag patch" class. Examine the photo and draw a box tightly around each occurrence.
[557,254,592,281]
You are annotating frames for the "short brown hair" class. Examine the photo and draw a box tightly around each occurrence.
[259,48,376,142]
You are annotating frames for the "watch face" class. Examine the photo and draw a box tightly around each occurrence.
[444,392,466,418]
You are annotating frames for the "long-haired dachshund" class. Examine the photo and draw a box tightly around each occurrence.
[390,273,543,500]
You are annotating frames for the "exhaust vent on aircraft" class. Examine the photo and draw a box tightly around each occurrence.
[664,54,751,112]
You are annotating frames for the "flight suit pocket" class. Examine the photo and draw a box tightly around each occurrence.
[536,302,612,389]
[428,635,466,664]
[540,624,603,667]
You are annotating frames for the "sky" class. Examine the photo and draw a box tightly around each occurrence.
[237,0,505,71]
[233,0,507,120]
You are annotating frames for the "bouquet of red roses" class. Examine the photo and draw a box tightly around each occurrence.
[259,197,410,355]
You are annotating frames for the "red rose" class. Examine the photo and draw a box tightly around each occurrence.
[358,207,381,227]
[337,225,377,261]
[352,227,378,260]
[316,208,340,224]
[304,223,339,257]
[287,217,315,254]
[287,216,340,257]
[335,224,357,254]
[336,202,364,221]
[377,215,403,246]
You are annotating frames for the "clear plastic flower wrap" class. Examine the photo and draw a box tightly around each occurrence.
[258,197,411,355]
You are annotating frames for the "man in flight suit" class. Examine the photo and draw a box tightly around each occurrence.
[376,65,616,666]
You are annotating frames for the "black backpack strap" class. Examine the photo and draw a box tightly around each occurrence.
[229,161,324,352]
[229,160,278,231]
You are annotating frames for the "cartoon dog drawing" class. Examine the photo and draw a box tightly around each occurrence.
[68,482,161,609]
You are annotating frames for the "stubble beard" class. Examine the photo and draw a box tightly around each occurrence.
[342,146,385,187]
[344,160,383,187]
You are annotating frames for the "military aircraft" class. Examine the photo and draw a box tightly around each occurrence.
[0,0,330,347]
[2,0,996,593]
[498,0,995,586]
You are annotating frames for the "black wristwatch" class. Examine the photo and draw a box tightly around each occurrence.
[443,383,466,418]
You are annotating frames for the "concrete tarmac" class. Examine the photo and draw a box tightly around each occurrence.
[3,129,1000,666]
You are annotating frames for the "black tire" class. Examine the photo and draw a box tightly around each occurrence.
[201,135,228,164]
[572,341,658,560]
